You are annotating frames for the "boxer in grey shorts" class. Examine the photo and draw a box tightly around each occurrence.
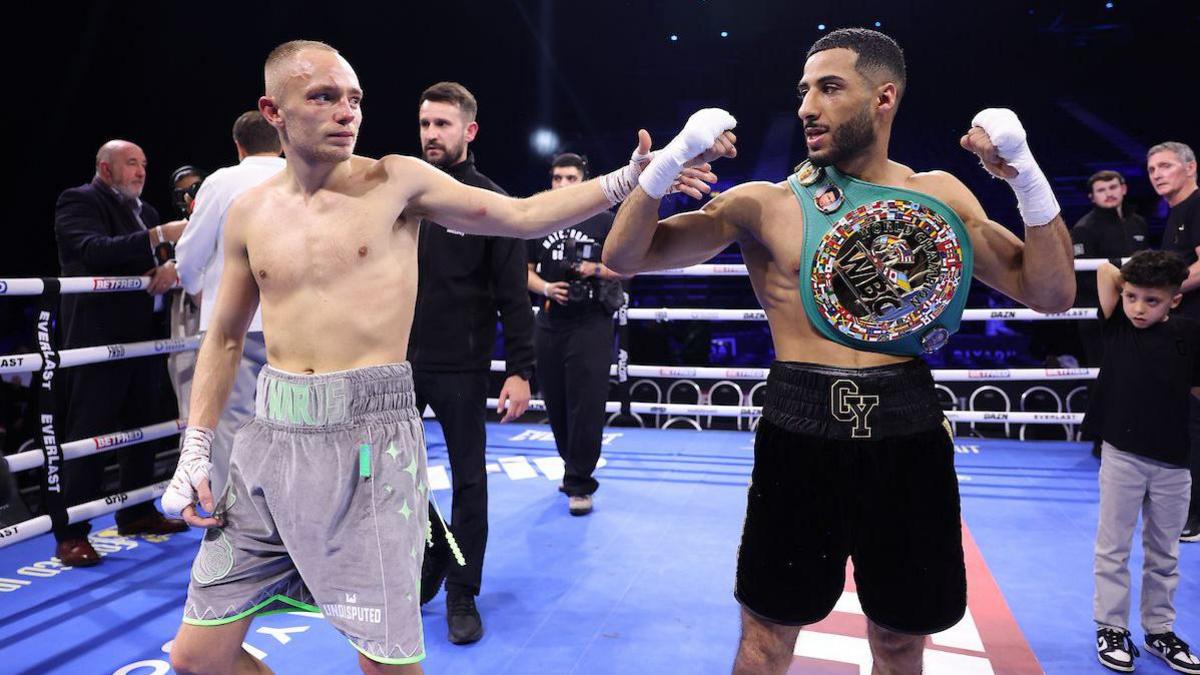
[182,362,431,665]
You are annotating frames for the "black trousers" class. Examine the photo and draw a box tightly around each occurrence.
[536,313,614,496]
[54,357,170,540]
[413,368,488,595]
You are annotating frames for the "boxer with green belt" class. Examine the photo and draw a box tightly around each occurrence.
[603,28,1075,675]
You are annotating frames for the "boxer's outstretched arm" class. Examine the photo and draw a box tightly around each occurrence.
[188,203,259,431]
[397,154,616,239]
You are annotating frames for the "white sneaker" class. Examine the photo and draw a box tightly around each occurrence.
[568,494,593,516]
[1145,632,1200,674]
[1097,626,1138,672]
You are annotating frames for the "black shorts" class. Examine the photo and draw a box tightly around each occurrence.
[734,360,966,635]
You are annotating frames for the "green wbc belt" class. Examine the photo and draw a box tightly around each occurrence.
[787,160,974,356]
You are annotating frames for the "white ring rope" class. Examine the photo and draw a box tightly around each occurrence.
[0,258,1123,296]
[0,336,201,375]
[0,277,184,296]
[623,307,1097,322]
[5,419,187,473]
[491,360,1096,382]
[0,480,169,548]
[643,257,1123,277]
[485,397,1083,424]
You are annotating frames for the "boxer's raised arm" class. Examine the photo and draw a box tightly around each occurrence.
[604,182,764,275]
[924,171,1074,314]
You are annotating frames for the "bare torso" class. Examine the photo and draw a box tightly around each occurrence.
[238,156,419,373]
[735,161,962,367]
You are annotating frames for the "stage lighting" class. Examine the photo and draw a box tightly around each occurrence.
[530,127,560,158]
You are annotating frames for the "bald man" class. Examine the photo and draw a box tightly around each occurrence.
[52,140,190,566]
[163,40,732,674]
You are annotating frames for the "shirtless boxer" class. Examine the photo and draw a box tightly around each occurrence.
[161,40,734,674]
[602,28,1075,674]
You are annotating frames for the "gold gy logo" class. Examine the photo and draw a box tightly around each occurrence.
[831,379,879,439]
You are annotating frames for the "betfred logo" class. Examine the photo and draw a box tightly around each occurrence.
[95,429,144,449]
[968,369,1010,379]
[92,278,143,291]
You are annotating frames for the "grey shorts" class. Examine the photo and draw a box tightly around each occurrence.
[182,362,430,665]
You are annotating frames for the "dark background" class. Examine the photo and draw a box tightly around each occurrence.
[3,0,1198,364]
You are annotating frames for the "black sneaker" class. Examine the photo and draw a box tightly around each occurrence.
[1182,516,1200,543]
[1145,632,1200,674]
[1097,626,1139,672]
[446,589,484,645]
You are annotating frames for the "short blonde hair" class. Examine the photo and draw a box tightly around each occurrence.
[264,39,339,97]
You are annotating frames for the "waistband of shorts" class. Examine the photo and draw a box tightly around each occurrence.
[761,359,945,440]
[254,362,418,431]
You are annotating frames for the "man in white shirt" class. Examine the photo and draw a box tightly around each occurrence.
[174,111,285,498]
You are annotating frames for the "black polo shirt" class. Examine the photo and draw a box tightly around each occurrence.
[1082,298,1200,467]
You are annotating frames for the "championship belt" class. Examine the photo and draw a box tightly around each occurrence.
[789,161,974,356]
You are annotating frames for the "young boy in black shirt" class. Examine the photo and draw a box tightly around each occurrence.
[1086,250,1200,673]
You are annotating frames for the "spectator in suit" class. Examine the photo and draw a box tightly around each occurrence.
[52,139,188,566]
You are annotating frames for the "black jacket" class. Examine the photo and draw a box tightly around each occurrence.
[407,153,535,376]
[53,180,162,348]
[1070,206,1147,306]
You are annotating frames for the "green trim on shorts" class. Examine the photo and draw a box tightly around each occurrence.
[349,638,426,665]
[181,594,321,626]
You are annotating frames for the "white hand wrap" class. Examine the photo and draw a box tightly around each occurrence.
[161,425,214,517]
[599,145,653,204]
[971,108,1060,227]
[638,108,737,199]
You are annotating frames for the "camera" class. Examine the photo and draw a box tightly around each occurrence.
[562,239,623,313]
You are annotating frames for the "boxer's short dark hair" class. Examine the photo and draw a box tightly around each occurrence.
[233,110,281,155]
[807,28,906,98]
[419,82,478,122]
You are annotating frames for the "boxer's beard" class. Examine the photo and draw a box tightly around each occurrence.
[809,104,876,168]
[424,138,466,170]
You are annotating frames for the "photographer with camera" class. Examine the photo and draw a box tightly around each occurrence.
[527,153,626,516]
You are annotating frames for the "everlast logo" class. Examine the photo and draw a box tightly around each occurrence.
[37,311,55,390]
[266,379,347,426]
[0,356,24,369]
[41,415,60,493]
[831,379,879,439]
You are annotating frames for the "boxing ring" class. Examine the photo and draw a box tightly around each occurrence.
[1,262,1195,674]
